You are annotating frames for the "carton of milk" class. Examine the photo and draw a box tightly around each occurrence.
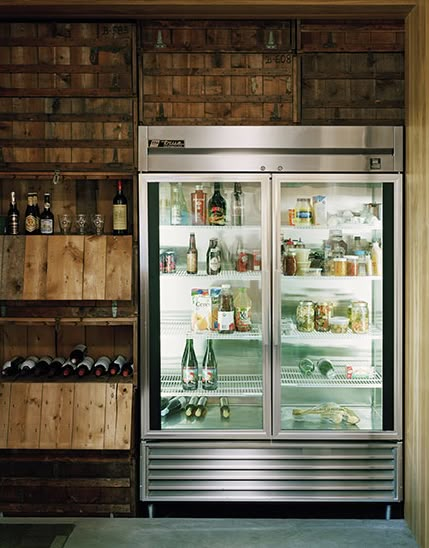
[312,195,327,226]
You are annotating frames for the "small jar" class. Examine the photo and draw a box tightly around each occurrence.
[350,301,369,334]
[346,255,358,276]
[333,257,347,276]
[296,301,315,332]
[314,302,332,332]
[283,251,297,276]
[298,358,315,376]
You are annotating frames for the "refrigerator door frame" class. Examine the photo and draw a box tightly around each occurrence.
[271,172,403,441]
[139,172,273,440]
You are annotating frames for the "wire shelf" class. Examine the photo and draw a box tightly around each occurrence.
[161,315,263,339]
[160,269,261,279]
[161,373,263,397]
[281,366,382,388]
[281,322,382,340]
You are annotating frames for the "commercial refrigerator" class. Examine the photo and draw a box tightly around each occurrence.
[138,126,403,509]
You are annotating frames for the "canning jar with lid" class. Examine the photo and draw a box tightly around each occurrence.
[296,301,315,332]
[314,302,332,332]
[333,257,347,276]
[350,301,369,333]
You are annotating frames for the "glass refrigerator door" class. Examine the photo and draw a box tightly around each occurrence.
[272,173,402,438]
[141,174,271,437]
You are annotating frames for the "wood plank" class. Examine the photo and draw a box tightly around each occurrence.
[83,235,107,299]
[56,324,85,360]
[0,236,25,299]
[22,235,48,299]
[26,325,55,358]
[105,235,132,300]
[103,383,118,449]
[86,325,115,361]
[113,383,132,450]
[3,325,27,361]
[46,235,84,300]
[7,383,42,449]
[72,383,106,449]
[39,383,75,449]
[0,383,11,448]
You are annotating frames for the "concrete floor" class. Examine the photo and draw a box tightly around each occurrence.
[0,517,418,548]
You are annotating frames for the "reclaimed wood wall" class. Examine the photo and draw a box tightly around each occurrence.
[405,2,429,547]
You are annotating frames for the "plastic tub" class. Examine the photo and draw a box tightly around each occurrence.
[329,316,349,333]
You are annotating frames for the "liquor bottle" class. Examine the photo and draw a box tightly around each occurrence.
[120,359,134,377]
[206,237,221,275]
[40,193,54,235]
[234,287,252,332]
[177,182,189,224]
[69,344,87,365]
[219,396,230,419]
[186,232,198,274]
[7,191,19,235]
[201,338,218,390]
[231,182,244,226]
[160,395,187,417]
[61,359,76,377]
[1,356,24,377]
[109,354,127,376]
[160,396,171,414]
[185,395,199,417]
[208,182,226,225]
[181,335,198,390]
[19,355,39,376]
[47,356,66,377]
[25,193,37,235]
[170,185,182,225]
[76,356,95,377]
[32,192,40,233]
[194,396,208,418]
[93,356,111,377]
[218,284,235,334]
[191,184,207,225]
[112,180,128,235]
[33,355,53,377]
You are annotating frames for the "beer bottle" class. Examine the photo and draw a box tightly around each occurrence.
[186,232,198,274]
[206,238,221,275]
[219,396,231,419]
[201,338,218,390]
[208,182,226,225]
[24,193,37,235]
[181,335,198,390]
[7,191,19,235]
[194,396,208,418]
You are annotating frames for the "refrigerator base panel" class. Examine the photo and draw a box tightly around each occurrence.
[141,441,403,502]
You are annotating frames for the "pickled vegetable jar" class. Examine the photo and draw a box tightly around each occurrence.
[350,301,369,333]
[314,302,332,332]
[296,301,315,332]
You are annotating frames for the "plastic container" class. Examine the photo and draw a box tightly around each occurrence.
[329,316,349,334]
[304,267,322,277]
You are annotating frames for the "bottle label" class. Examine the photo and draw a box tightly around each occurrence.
[170,205,182,225]
[182,367,198,388]
[202,368,217,389]
[209,255,221,273]
[25,214,37,233]
[209,206,225,225]
[218,311,234,332]
[8,214,19,235]
[187,253,197,273]
[113,204,127,230]
[235,306,252,332]
[40,219,53,234]
[192,195,206,225]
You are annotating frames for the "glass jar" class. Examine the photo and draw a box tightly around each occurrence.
[346,255,358,276]
[296,301,315,332]
[350,301,369,334]
[333,257,347,276]
[295,198,312,226]
[283,250,297,276]
[317,358,336,378]
[298,358,315,376]
[314,302,332,332]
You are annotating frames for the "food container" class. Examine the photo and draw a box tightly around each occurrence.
[329,316,349,334]
[333,257,347,276]
[294,248,311,262]
[304,267,322,277]
[296,301,315,332]
[346,255,358,276]
[350,301,369,333]
[315,302,332,332]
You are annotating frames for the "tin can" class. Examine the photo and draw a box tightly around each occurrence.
[165,250,176,273]
[288,208,296,226]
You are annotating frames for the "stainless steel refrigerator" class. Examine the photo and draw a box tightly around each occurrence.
[138,126,403,511]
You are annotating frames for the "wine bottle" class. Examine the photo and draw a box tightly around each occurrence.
[47,357,66,378]
[93,356,111,377]
[40,192,54,235]
[219,396,230,419]
[160,396,171,413]
[69,344,87,365]
[61,359,76,377]
[19,355,39,376]
[112,180,128,235]
[1,356,24,377]
[33,355,53,377]
[208,182,226,225]
[201,339,218,390]
[194,396,208,418]
[160,395,187,417]
[185,395,199,417]
[109,355,127,376]
[7,191,19,235]
[231,182,244,226]
[120,360,134,377]
[25,193,37,235]
[181,336,198,390]
[76,356,95,377]
[186,232,198,274]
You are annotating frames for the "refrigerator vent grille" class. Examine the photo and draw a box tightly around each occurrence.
[142,442,401,502]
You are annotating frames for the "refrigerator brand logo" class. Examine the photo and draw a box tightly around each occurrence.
[149,139,185,148]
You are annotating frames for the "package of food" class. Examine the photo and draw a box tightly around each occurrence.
[345,364,375,379]
[191,288,211,331]
[210,287,221,331]
[312,195,327,226]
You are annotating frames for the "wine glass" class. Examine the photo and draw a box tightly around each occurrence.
[92,213,105,236]
[58,213,72,234]
[75,213,88,235]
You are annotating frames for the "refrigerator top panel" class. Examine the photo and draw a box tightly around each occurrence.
[138,126,403,174]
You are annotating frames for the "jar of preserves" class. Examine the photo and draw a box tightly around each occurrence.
[333,257,347,276]
[296,301,315,332]
[314,302,332,332]
[295,198,312,226]
[346,255,358,276]
[350,301,369,334]
[283,250,297,276]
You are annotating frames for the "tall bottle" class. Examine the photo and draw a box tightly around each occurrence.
[201,338,218,390]
[7,191,19,235]
[40,192,54,235]
[208,182,226,226]
[112,180,128,235]
[177,183,189,224]
[32,192,40,233]
[231,182,244,226]
[186,232,198,274]
[181,335,198,390]
[25,193,37,235]
[234,287,252,332]
[371,240,383,276]
[218,284,235,334]
[1,356,24,377]
[191,184,207,225]
[160,395,187,418]
[206,237,222,275]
